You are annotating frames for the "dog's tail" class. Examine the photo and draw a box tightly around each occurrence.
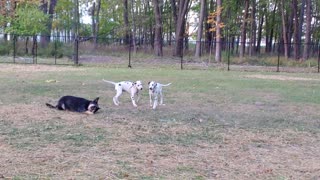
[102,79,116,85]
[162,83,172,87]
[46,103,56,109]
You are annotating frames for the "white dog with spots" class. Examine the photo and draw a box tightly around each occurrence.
[148,81,171,109]
[103,79,143,107]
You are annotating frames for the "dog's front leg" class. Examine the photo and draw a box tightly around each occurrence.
[153,94,158,109]
[130,92,138,107]
[136,92,140,103]
[149,92,153,107]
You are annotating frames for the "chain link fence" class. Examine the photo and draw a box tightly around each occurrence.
[0,34,319,72]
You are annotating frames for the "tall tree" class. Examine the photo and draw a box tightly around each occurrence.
[280,0,289,59]
[205,0,214,53]
[152,0,163,56]
[123,0,130,44]
[292,0,300,60]
[91,0,101,48]
[195,0,206,58]
[215,0,222,62]
[256,1,266,54]
[239,0,249,59]
[265,3,277,53]
[249,0,256,56]
[172,0,190,57]
[303,0,312,60]
[54,0,74,42]
[130,0,137,53]
[6,3,49,58]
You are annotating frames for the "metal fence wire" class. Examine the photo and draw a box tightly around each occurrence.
[0,34,319,72]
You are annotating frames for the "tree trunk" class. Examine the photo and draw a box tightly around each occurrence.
[195,0,206,58]
[205,0,214,53]
[131,0,137,53]
[91,2,96,39]
[292,0,300,60]
[298,0,305,57]
[266,4,276,53]
[123,0,130,45]
[173,0,190,57]
[303,0,311,60]
[215,0,222,62]
[249,0,256,56]
[239,0,249,59]
[280,0,289,59]
[153,0,163,56]
[93,0,101,48]
[25,37,29,54]
[256,5,265,54]
[40,0,48,46]
[170,0,177,28]
[170,0,177,48]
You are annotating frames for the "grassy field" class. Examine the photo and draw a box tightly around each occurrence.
[0,64,320,179]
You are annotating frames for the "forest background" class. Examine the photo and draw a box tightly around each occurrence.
[0,0,319,64]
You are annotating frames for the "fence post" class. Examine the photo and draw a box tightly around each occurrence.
[54,39,57,65]
[74,37,79,65]
[128,42,132,68]
[226,30,230,71]
[318,45,320,73]
[180,39,183,70]
[13,34,16,63]
[277,42,280,72]
[35,37,37,64]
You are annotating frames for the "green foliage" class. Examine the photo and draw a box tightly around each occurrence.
[97,1,122,37]
[37,41,73,58]
[5,4,49,35]
[0,41,11,55]
[54,0,74,31]
[0,15,5,29]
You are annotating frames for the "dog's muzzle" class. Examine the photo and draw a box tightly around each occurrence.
[89,105,100,113]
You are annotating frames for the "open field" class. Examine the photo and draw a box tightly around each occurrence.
[0,64,320,179]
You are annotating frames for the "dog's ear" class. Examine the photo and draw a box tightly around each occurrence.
[93,97,99,103]
[148,81,150,85]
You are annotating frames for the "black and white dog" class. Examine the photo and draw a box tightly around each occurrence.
[46,96,100,114]
[148,81,171,109]
[102,79,143,107]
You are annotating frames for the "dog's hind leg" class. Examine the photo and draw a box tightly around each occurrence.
[46,103,56,109]
[159,91,165,105]
[113,90,122,106]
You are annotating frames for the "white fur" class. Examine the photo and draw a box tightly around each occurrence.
[148,81,171,109]
[103,79,143,107]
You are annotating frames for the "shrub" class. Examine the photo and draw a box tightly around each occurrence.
[0,41,11,55]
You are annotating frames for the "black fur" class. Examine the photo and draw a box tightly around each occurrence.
[46,96,100,114]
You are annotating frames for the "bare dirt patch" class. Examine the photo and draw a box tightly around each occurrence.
[244,74,320,81]
[0,64,84,72]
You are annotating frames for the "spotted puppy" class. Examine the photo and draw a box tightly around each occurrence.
[103,79,143,107]
[148,81,171,109]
